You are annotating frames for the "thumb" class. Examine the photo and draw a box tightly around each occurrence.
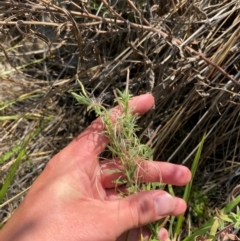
[110,191,175,236]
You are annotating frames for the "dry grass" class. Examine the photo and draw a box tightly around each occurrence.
[0,0,240,232]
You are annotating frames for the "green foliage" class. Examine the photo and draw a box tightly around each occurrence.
[72,81,154,191]
[190,191,210,220]
[72,81,160,239]
[183,194,240,241]
[229,206,240,228]
[173,133,206,238]
[0,145,22,165]
[0,120,50,204]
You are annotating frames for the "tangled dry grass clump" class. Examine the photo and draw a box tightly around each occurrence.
[0,0,240,237]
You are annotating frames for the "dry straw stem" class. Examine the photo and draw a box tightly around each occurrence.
[0,1,239,86]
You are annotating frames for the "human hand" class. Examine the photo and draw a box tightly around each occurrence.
[0,94,191,241]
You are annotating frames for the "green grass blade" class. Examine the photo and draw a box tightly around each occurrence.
[182,219,215,241]
[0,120,49,203]
[0,115,19,121]
[222,194,240,214]
[0,94,43,112]
[174,132,206,236]
[168,184,176,238]
[0,143,27,203]
[0,58,44,78]
[0,145,22,165]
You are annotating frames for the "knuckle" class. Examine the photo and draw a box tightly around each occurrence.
[128,196,153,227]
[128,199,140,228]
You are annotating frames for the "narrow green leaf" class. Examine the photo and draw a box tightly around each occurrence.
[0,121,49,203]
[0,142,27,203]
[0,58,44,78]
[175,132,206,236]
[0,145,22,165]
[209,219,219,238]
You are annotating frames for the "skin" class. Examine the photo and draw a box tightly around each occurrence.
[0,94,191,241]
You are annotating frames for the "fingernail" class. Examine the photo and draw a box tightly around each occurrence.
[154,194,174,217]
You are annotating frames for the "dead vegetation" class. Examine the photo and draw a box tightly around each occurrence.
[0,0,240,233]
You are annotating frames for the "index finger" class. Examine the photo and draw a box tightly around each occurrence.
[62,93,154,162]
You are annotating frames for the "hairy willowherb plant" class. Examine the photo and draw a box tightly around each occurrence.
[72,79,163,240]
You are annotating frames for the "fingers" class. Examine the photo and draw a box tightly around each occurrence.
[55,94,154,167]
[109,190,186,239]
[136,162,191,186]
[100,160,191,188]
